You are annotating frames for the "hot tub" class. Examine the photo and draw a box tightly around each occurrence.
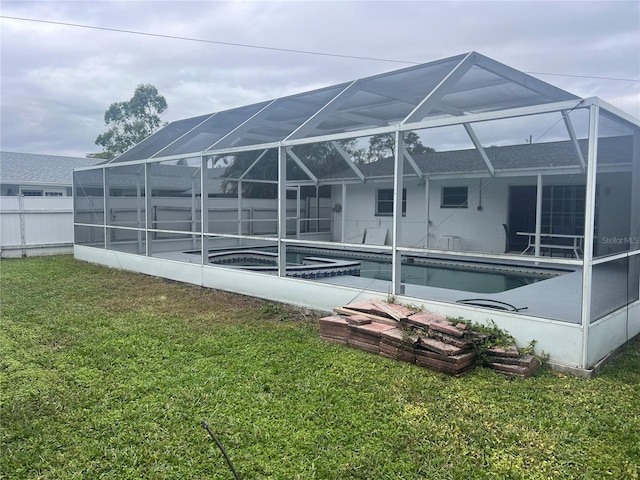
[207,250,361,279]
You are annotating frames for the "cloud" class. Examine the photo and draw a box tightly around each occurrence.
[1,0,638,157]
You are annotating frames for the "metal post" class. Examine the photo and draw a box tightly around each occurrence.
[201,156,208,266]
[296,186,301,239]
[277,145,287,277]
[191,174,198,250]
[145,163,152,256]
[136,168,143,254]
[392,129,404,295]
[341,183,347,243]
[424,178,430,248]
[315,185,320,233]
[104,167,111,250]
[238,180,243,239]
[580,102,600,369]
[535,174,543,257]
[630,130,640,305]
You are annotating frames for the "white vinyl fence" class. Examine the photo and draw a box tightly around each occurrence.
[0,196,74,258]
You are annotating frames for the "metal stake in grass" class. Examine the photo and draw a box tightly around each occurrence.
[201,421,241,480]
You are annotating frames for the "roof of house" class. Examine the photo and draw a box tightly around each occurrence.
[320,136,633,182]
[0,152,101,186]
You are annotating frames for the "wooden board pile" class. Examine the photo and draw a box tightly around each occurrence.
[483,345,542,377]
[319,300,540,377]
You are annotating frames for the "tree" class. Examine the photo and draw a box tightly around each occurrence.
[94,84,168,159]
[220,140,362,198]
[364,132,435,163]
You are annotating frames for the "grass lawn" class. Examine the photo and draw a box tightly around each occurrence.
[1,255,639,479]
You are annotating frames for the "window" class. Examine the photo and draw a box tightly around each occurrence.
[541,185,588,235]
[376,188,406,216]
[441,186,468,208]
[19,187,66,197]
[21,190,43,196]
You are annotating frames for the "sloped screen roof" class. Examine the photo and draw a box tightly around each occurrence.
[107,52,579,164]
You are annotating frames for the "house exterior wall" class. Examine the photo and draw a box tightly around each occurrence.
[333,177,527,252]
[331,172,631,256]
[1,183,72,196]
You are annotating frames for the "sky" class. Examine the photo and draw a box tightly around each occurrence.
[1,0,639,158]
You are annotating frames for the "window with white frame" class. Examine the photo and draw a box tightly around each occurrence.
[376,188,406,216]
[19,187,66,197]
[441,186,468,208]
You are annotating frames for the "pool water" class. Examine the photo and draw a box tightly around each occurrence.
[285,251,559,294]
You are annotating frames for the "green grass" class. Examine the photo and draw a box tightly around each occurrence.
[1,255,639,479]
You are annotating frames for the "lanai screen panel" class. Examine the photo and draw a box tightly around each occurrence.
[111,114,212,163]
[157,102,272,158]
[287,56,466,140]
[212,83,351,150]
[403,61,579,123]
[436,66,564,115]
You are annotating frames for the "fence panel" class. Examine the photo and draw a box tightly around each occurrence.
[0,196,74,257]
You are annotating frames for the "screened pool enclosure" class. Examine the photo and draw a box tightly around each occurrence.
[74,52,640,373]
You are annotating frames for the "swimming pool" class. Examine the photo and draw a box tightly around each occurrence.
[194,246,568,294]
[286,250,563,293]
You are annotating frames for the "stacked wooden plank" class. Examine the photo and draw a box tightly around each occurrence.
[348,319,395,354]
[319,300,541,377]
[320,300,476,375]
[379,327,417,364]
[409,312,476,375]
[318,315,348,345]
[484,346,541,378]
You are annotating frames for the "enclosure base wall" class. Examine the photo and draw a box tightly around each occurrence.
[75,245,622,372]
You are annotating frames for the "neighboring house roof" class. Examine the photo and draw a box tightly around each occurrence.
[321,136,633,182]
[0,152,101,187]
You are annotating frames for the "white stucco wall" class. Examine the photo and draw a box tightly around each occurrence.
[331,172,632,255]
[332,178,512,252]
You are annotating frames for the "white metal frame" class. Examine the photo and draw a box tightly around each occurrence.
[72,54,640,372]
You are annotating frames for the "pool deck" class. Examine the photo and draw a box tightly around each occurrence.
[316,269,584,323]
[157,248,629,325]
